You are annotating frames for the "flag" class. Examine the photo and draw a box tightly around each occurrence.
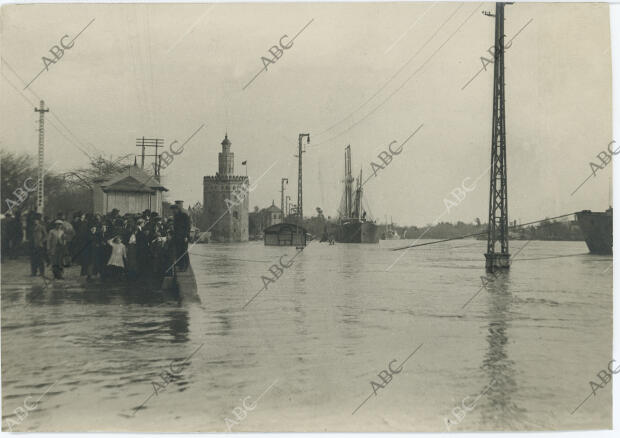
[242,161,247,165]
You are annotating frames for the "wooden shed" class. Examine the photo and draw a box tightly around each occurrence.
[93,164,168,215]
[263,223,307,246]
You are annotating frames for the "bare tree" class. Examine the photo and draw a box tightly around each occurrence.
[63,154,135,190]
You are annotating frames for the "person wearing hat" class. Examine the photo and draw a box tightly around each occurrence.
[1,212,12,259]
[6,211,24,259]
[58,213,75,267]
[71,212,89,270]
[79,225,101,281]
[47,220,66,279]
[29,214,47,277]
[135,218,149,278]
[170,202,191,271]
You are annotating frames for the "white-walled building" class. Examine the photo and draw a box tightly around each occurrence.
[93,164,168,215]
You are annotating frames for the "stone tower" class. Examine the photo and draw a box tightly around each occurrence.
[203,134,249,242]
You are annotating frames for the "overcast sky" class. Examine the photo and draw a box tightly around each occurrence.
[0,2,612,226]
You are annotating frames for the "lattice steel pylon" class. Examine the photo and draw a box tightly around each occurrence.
[296,134,310,249]
[34,100,49,214]
[485,2,510,271]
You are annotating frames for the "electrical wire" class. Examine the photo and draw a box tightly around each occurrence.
[392,212,579,251]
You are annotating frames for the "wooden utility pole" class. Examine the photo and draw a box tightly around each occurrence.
[136,137,164,176]
[34,100,49,213]
[139,136,145,168]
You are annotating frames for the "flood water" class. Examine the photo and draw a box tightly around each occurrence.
[1,239,612,431]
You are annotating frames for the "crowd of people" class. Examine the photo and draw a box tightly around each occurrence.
[1,201,192,285]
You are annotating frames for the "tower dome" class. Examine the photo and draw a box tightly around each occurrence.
[218,133,234,176]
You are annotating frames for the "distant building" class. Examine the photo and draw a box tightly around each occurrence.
[262,201,283,228]
[93,163,168,215]
[248,201,283,239]
[203,134,249,242]
[249,208,262,239]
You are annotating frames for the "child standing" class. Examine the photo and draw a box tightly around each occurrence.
[106,236,127,281]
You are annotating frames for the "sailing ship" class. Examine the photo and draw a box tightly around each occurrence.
[381,216,400,240]
[336,145,379,243]
[575,208,612,255]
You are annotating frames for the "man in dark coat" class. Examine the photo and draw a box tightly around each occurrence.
[98,224,115,280]
[29,214,47,276]
[71,212,83,258]
[79,225,100,280]
[71,213,89,270]
[171,201,191,271]
[1,213,11,259]
[25,209,36,242]
[6,212,23,259]
[135,219,150,279]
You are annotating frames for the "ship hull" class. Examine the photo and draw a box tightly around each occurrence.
[336,221,379,243]
[381,232,400,240]
[575,210,612,255]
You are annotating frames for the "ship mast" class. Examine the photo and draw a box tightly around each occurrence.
[344,145,353,220]
[356,168,363,220]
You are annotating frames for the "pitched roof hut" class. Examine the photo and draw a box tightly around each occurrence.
[93,164,168,215]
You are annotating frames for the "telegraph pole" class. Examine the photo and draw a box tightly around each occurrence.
[34,100,49,214]
[296,134,310,248]
[280,178,288,221]
[136,137,164,177]
[139,136,145,168]
[485,2,510,271]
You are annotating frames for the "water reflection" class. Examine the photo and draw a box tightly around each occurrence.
[19,281,181,307]
[166,309,190,343]
[291,256,308,337]
[213,310,232,337]
[1,239,611,431]
[24,287,47,306]
[479,271,525,429]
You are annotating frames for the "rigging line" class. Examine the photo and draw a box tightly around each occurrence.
[315,2,464,138]
[1,57,100,156]
[313,2,483,148]
[362,194,375,222]
[1,71,93,160]
[392,212,578,251]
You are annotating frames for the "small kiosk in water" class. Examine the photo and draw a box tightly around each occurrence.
[263,223,307,246]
